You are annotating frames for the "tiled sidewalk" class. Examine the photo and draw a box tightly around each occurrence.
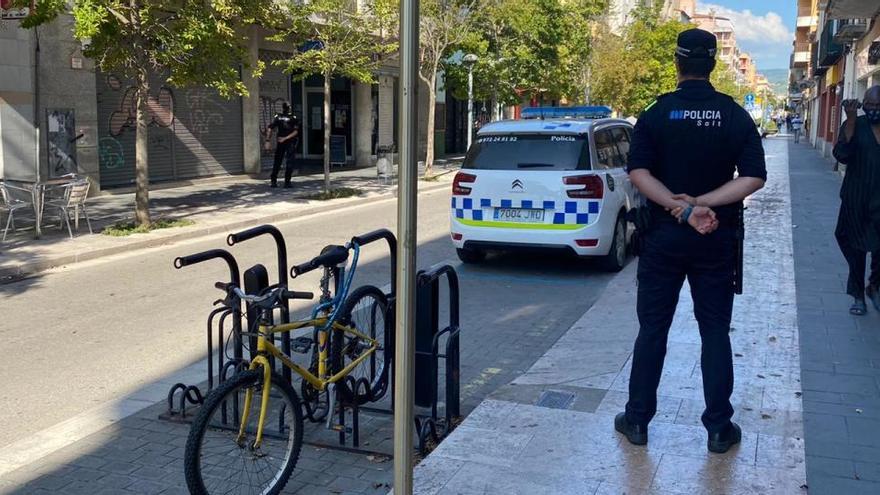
[412,137,807,494]
[789,140,880,494]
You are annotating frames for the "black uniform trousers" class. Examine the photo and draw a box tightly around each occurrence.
[270,141,296,185]
[838,243,880,298]
[625,221,736,434]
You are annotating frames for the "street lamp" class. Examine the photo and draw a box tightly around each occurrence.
[462,53,478,150]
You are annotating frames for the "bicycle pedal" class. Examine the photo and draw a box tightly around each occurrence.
[330,424,352,433]
[291,337,313,353]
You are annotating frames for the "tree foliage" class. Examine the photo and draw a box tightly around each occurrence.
[444,0,608,106]
[590,5,687,117]
[419,0,477,174]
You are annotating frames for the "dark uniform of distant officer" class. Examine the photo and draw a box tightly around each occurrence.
[267,102,300,188]
[614,29,767,454]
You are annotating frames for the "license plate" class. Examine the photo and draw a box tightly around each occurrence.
[493,208,546,223]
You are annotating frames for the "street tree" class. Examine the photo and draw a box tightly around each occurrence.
[590,5,687,117]
[273,0,396,194]
[18,0,275,227]
[445,0,607,113]
[419,0,477,176]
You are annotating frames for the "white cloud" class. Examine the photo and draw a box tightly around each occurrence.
[700,4,795,68]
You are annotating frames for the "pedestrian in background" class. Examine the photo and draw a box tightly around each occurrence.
[834,86,880,315]
[791,114,804,144]
[615,28,766,454]
[266,102,300,189]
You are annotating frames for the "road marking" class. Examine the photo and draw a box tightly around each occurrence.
[460,367,503,401]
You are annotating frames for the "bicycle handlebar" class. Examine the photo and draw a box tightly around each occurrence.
[214,282,314,305]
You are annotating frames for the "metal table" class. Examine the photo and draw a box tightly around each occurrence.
[7,178,76,239]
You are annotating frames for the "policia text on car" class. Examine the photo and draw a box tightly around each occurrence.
[613,28,767,455]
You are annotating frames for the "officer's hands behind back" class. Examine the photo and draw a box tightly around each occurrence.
[668,195,719,235]
[687,206,719,235]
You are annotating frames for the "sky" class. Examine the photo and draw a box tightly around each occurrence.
[698,0,797,71]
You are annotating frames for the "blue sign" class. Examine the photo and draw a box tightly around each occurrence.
[744,93,755,106]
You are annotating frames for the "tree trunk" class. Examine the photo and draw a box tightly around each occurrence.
[424,77,436,177]
[323,71,331,194]
[134,68,151,227]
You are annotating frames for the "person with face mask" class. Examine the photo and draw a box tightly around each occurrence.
[834,86,880,315]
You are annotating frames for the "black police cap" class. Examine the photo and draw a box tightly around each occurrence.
[675,28,717,59]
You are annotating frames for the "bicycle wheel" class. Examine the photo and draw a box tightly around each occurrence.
[184,369,303,495]
[333,285,390,404]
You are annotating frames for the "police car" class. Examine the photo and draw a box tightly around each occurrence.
[450,106,636,271]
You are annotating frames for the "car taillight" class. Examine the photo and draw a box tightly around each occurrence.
[563,174,604,199]
[453,172,477,195]
[451,232,463,241]
[575,239,599,247]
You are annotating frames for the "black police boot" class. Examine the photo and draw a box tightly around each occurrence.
[707,422,742,454]
[270,181,278,188]
[615,412,647,446]
[283,183,293,189]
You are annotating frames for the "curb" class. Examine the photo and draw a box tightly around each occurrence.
[1,181,450,284]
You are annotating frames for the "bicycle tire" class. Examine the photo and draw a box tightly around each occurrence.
[332,285,391,405]
[184,369,303,495]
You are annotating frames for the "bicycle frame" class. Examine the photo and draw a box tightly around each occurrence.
[238,317,380,447]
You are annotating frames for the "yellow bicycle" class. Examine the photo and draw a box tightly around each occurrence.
[183,241,390,495]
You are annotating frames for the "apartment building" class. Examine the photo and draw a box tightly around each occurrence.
[790,0,879,156]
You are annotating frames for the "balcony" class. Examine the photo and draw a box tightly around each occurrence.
[827,0,880,19]
[791,42,811,68]
[833,18,869,43]
[797,16,818,28]
[818,20,844,67]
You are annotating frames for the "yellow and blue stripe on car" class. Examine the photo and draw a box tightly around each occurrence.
[451,197,601,229]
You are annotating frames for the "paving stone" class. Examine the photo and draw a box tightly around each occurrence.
[805,455,855,479]
[327,475,373,493]
[124,479,171,495]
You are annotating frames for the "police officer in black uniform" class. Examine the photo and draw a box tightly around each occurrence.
[266,102,300,188]
[614,29,767,454]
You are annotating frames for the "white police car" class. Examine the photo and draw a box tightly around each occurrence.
[450,107,636,271]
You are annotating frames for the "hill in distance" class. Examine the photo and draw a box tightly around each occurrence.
[761,69,789,96]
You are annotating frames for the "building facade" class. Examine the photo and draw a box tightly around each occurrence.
[789,0,878,157]
[0,15,444,191]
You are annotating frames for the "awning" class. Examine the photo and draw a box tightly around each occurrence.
[826,0,880,20]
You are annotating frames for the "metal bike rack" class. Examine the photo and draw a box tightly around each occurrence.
[413,264,462,455]
[162,227,462,459]
[330,234,462,456]
[329,229,398,449]
[227,225,295,384]
[164,249,243,419]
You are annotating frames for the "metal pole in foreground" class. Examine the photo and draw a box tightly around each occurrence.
[394,0,419,489]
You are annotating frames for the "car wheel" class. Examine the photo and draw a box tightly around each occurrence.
[456,247,485,264]
[600,216,627,272]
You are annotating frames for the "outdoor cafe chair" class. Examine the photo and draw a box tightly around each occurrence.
[0,181,35,242]
[44,178,93,238]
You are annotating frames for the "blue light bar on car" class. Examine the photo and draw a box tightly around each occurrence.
[520,106,612,120]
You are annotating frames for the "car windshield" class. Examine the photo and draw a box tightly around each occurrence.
[462,134,589,171]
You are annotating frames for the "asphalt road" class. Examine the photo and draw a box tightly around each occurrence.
[0,186,620,448]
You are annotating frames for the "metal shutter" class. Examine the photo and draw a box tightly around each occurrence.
[173,87,243,178]
[96,72,176,187]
